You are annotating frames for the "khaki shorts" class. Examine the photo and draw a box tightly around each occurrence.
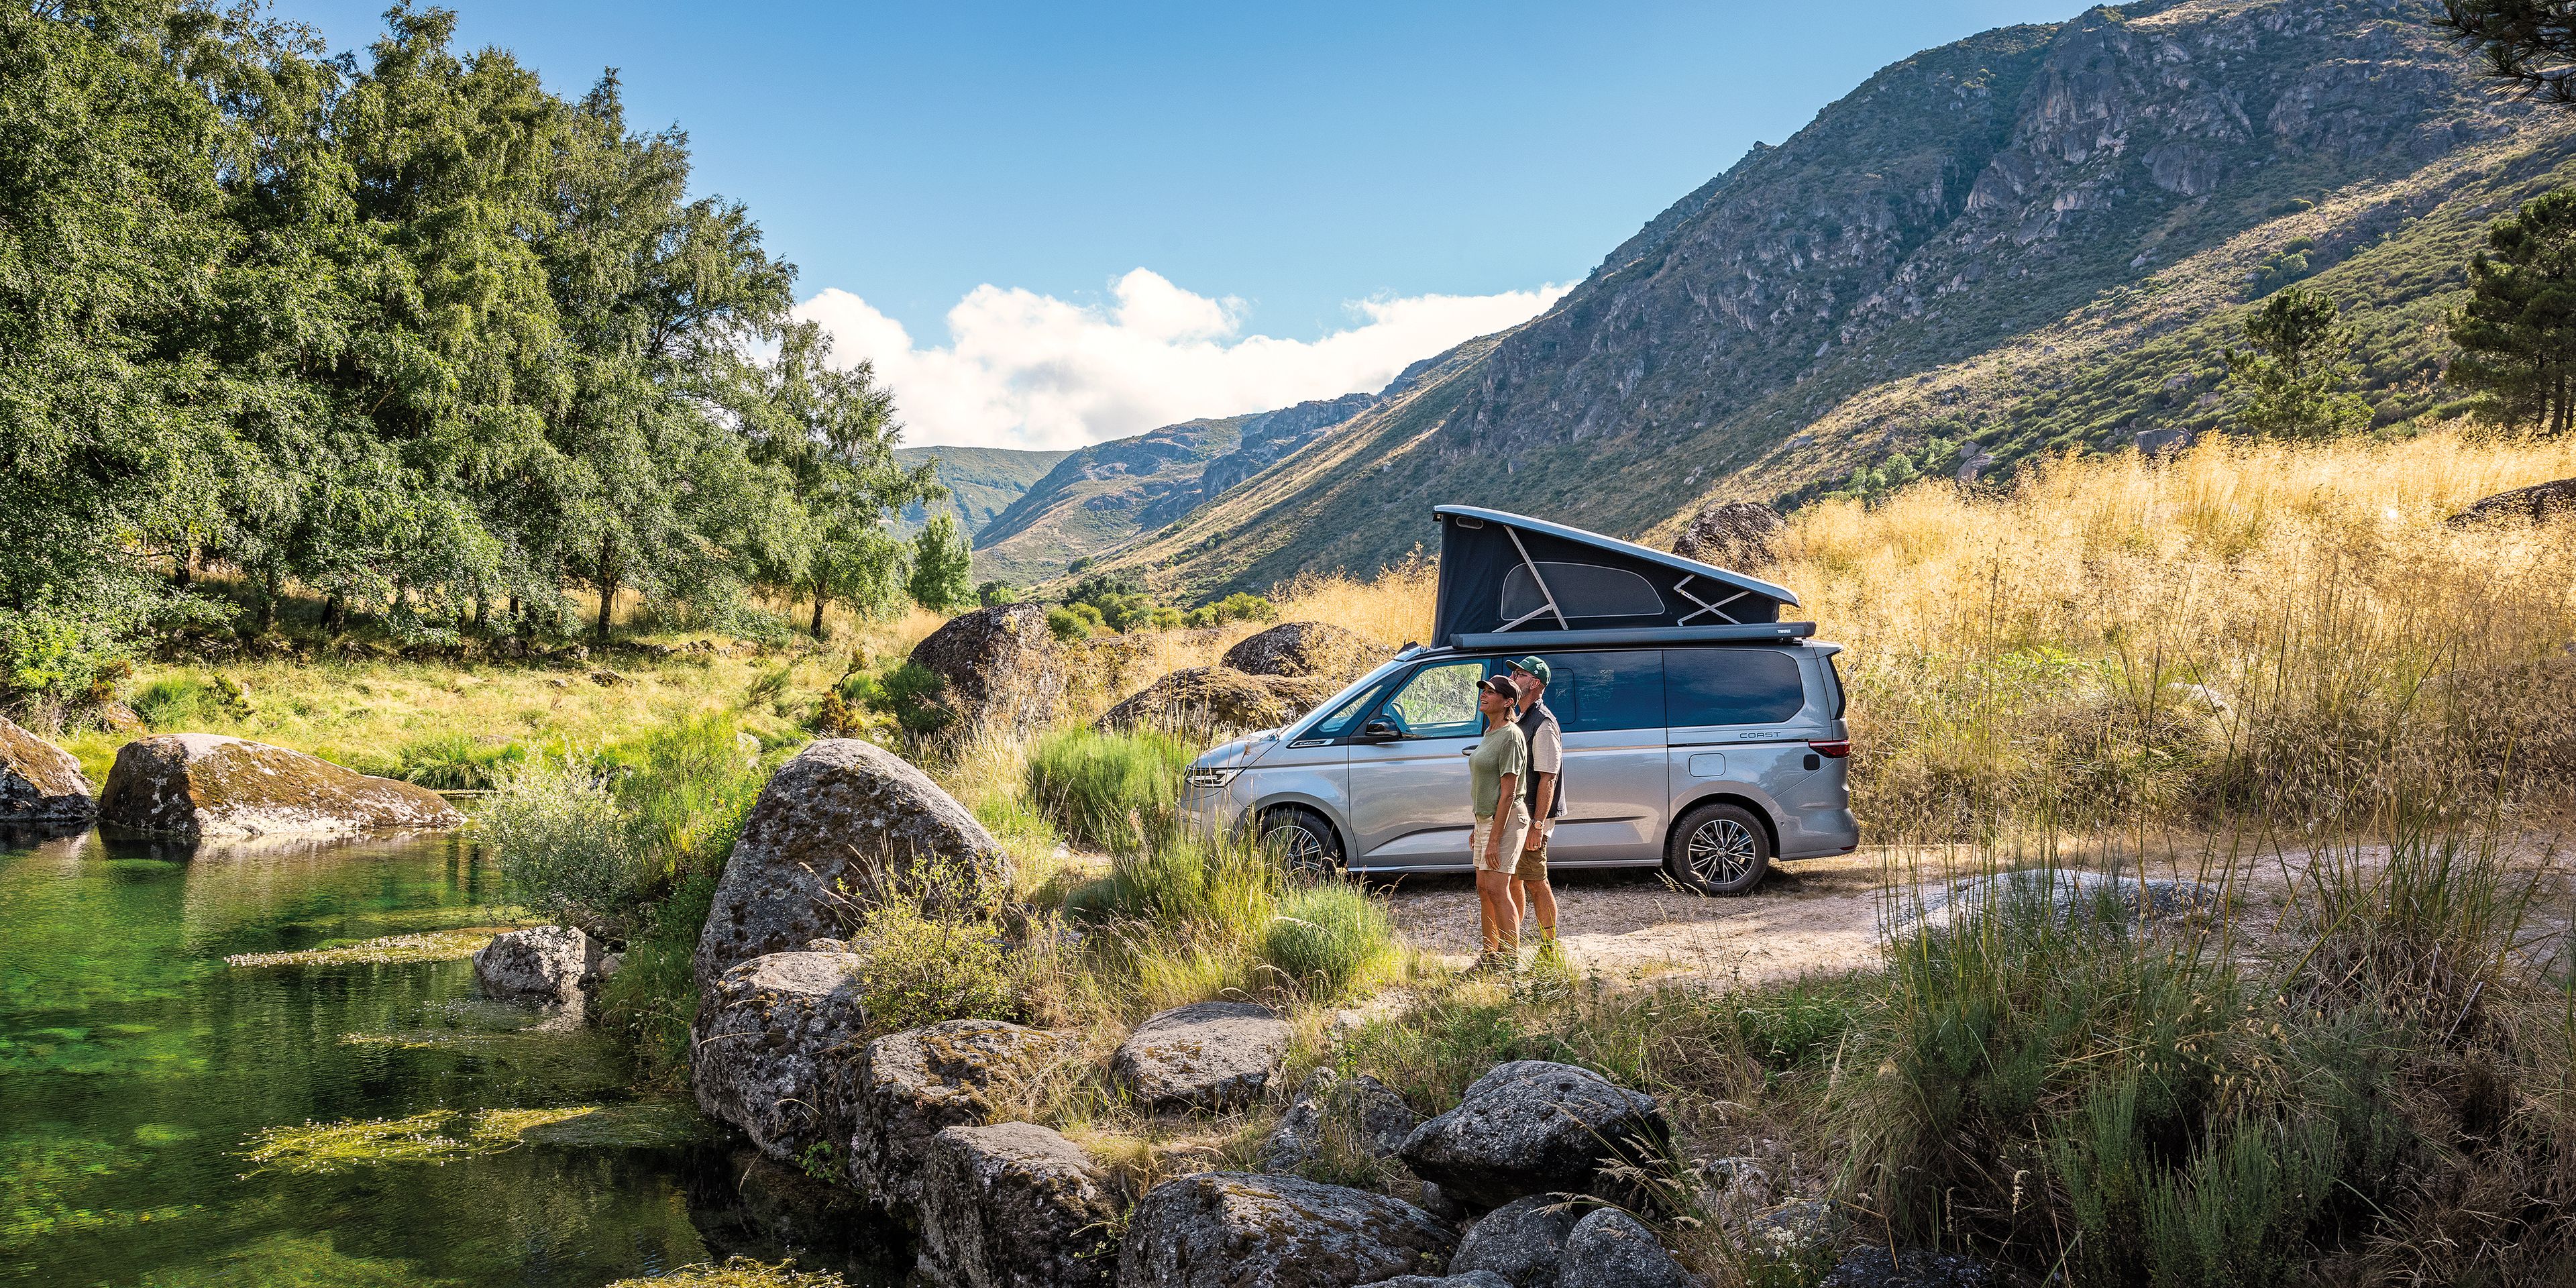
[1472,804,1531,874]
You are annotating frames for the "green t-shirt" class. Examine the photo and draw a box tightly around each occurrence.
[1468,720,1529,819]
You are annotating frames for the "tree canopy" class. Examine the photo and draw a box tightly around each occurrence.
[0,1,936,702]
[2222,287,2367,438]
[2449,189,2576,433]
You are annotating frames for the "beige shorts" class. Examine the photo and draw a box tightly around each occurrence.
[1471,803,1532,874]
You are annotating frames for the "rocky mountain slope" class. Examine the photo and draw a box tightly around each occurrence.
[1079,0,2557,597]
[892,445,1071,539]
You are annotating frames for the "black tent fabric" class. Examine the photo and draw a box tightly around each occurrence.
[1430,506,1803,647]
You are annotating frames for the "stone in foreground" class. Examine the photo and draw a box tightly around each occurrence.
[1399,1061,1668,1210]
[1258,1069,1421,1175]
[694,739,1009,991]
[0,715,95,824]
[690,950,869,1163]
[1116,1171,1456,1288]
[472,925,596,1003]
[96,733,462,841]
[1556,1209,1696,1288]
[848,1020,1071,1210]
[1447,1195,1582,1288]
[1112,1001,1291,1112]
[917,1122,1116,1288]
[1221,621,1389,680]
[1355,1275,1513,1288]
[909,604,1065,735]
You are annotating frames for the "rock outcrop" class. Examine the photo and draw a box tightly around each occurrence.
[1556,1210,1696,1288]
[1258,1069,1420,1175]
[1399,1061,1668,1210]
[1355,1276,1512,1288]
[1094,667,1336,739]
[96,733,462,841]
[908,604,1065,735]
[847,1020,1070,1210]
[2449,477,2576,528]
[694,739,1009,991]
[1116,1171,1456,1288]
[918,1122,1118,1288]
[1222,622,1389,680]
[1819,1246,2000,1287]
[690,950,869,1163]
[1448,1195,1582,1288]
[1671,500,1786,570]
[1112,1001,1292,1112]
[472,926,597,1003]
[0,716,95,824]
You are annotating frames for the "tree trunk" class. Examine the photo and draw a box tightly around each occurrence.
[174,545,193,588]
[321,593,344,633]
[594,535,618,643]
[256,572,279,633]
[811,590,828,637]
[472,596,487,633]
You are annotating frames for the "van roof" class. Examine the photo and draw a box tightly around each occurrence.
[1430,505,1801,646]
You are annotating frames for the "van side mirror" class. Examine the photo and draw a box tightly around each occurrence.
[1358,717,1402,742]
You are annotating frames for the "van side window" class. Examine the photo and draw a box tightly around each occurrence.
[1550,651,1663,733]
[1664,649,1804,726]
[1375,660,1487,738]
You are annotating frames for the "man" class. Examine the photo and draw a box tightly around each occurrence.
[1507,656,1564,963]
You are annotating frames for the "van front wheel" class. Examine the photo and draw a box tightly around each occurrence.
[1259,807,1344,879]
[1666,802,1771,896]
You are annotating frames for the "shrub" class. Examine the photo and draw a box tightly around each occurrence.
[1210,592,1276,624]
[608,711,767,888]
[386,731,527,790]
[129,675,210,731]
[1045,605,1091,642]
[478,755,645,933]
[977,580,1022,607]
[593,870,718,1085]
[1026,726,1194,852]
[1063,833,1279,943]
[843,900,1018,1038]
[1259,882,1395,996]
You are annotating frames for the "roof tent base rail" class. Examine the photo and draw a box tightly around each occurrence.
[1455,623,1817,649]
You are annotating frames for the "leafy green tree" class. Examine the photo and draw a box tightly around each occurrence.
[2449,189,2576,433]
[2222,287,2367,437]
[976,580,1021,607]
[908,514,973,612]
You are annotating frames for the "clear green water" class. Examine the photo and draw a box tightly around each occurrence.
[0,828,892,1287]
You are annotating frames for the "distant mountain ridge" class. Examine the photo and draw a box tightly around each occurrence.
[892,445,1069,539]
[1075,0,2558,597]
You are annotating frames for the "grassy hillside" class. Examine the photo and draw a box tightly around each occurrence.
[892,445,1070,538]
[1081,0,2567,598]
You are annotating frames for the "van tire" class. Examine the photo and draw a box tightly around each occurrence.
[1259,807,1344,878]
[1666,802,1771,896]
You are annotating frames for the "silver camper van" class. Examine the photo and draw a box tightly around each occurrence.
[1177,506,1857,894]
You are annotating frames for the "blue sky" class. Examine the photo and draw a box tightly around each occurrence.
[273,1,2081,447]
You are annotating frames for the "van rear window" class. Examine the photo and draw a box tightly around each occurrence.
[1664,649,1804,727]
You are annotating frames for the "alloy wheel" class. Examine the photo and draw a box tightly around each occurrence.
[1686,818,1759,887]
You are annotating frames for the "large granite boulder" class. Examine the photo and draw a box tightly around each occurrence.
[1095,667,1337,739]
[691,950,869,1163]
[472,925,596,1003]
[96,733,462,841]
[1356,1277,1511,1288]
[1113,1001,1292,1112]
[910,604,1065,735]
[1222,622,1389,680]
[0,716,94,824]
[1116,1171,1456,1288]
[918,1122,1117,1288]
[694,739,1009,992]
[1819,1246,2000,1287]
[2449,477,2576,528]
[1447,1195,1582,1288]
[1399,1061,1668,1210]
[1671,500,1785,570]
[1258,1069,1421,1175]
[847,1020,1071,1210]
[1557,1209,1695,1288]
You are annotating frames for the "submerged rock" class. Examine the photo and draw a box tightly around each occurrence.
[1112,1001,1292,1112]
[1116,1171,1456,1288]
[1399,1061,1668,1210]
[472,925,598,1003]
[847,1020,1071,1212]
[693,739,1009,992]
[1557,1209,1695,1288]
[917,1122,1116,1288]
[1222,621,1389,680]
[1448,1195,1582,1288]
[1094,667,1336,739]
[909,604,1065,735]
[1258,1069,1421,1175]
[0,715,94,824]
[690,950,869,1163]
[96,733,462,841]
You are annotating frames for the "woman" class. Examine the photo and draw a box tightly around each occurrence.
[1466,673,1531,971]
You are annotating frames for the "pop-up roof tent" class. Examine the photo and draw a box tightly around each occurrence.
[1430,505,1812,649]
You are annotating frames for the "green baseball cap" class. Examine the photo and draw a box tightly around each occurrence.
[1509,656,1551,684]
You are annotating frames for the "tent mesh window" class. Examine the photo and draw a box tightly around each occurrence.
[1501,562,1664,622]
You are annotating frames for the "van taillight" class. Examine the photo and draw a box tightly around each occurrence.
[1808,739,1851,758]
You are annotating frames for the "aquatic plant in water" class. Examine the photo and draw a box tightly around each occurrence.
[606,1257,847,1287]
[240,1107,597,1174]
[224,928,503,969]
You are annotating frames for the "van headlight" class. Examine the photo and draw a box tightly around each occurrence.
[1184,767,1240,788]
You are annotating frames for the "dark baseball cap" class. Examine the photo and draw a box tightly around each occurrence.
[1509,656,1552,685]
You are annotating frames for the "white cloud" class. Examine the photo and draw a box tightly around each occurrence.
[794,268,1568,451]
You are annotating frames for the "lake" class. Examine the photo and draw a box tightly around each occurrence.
[0,828,897,1287]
